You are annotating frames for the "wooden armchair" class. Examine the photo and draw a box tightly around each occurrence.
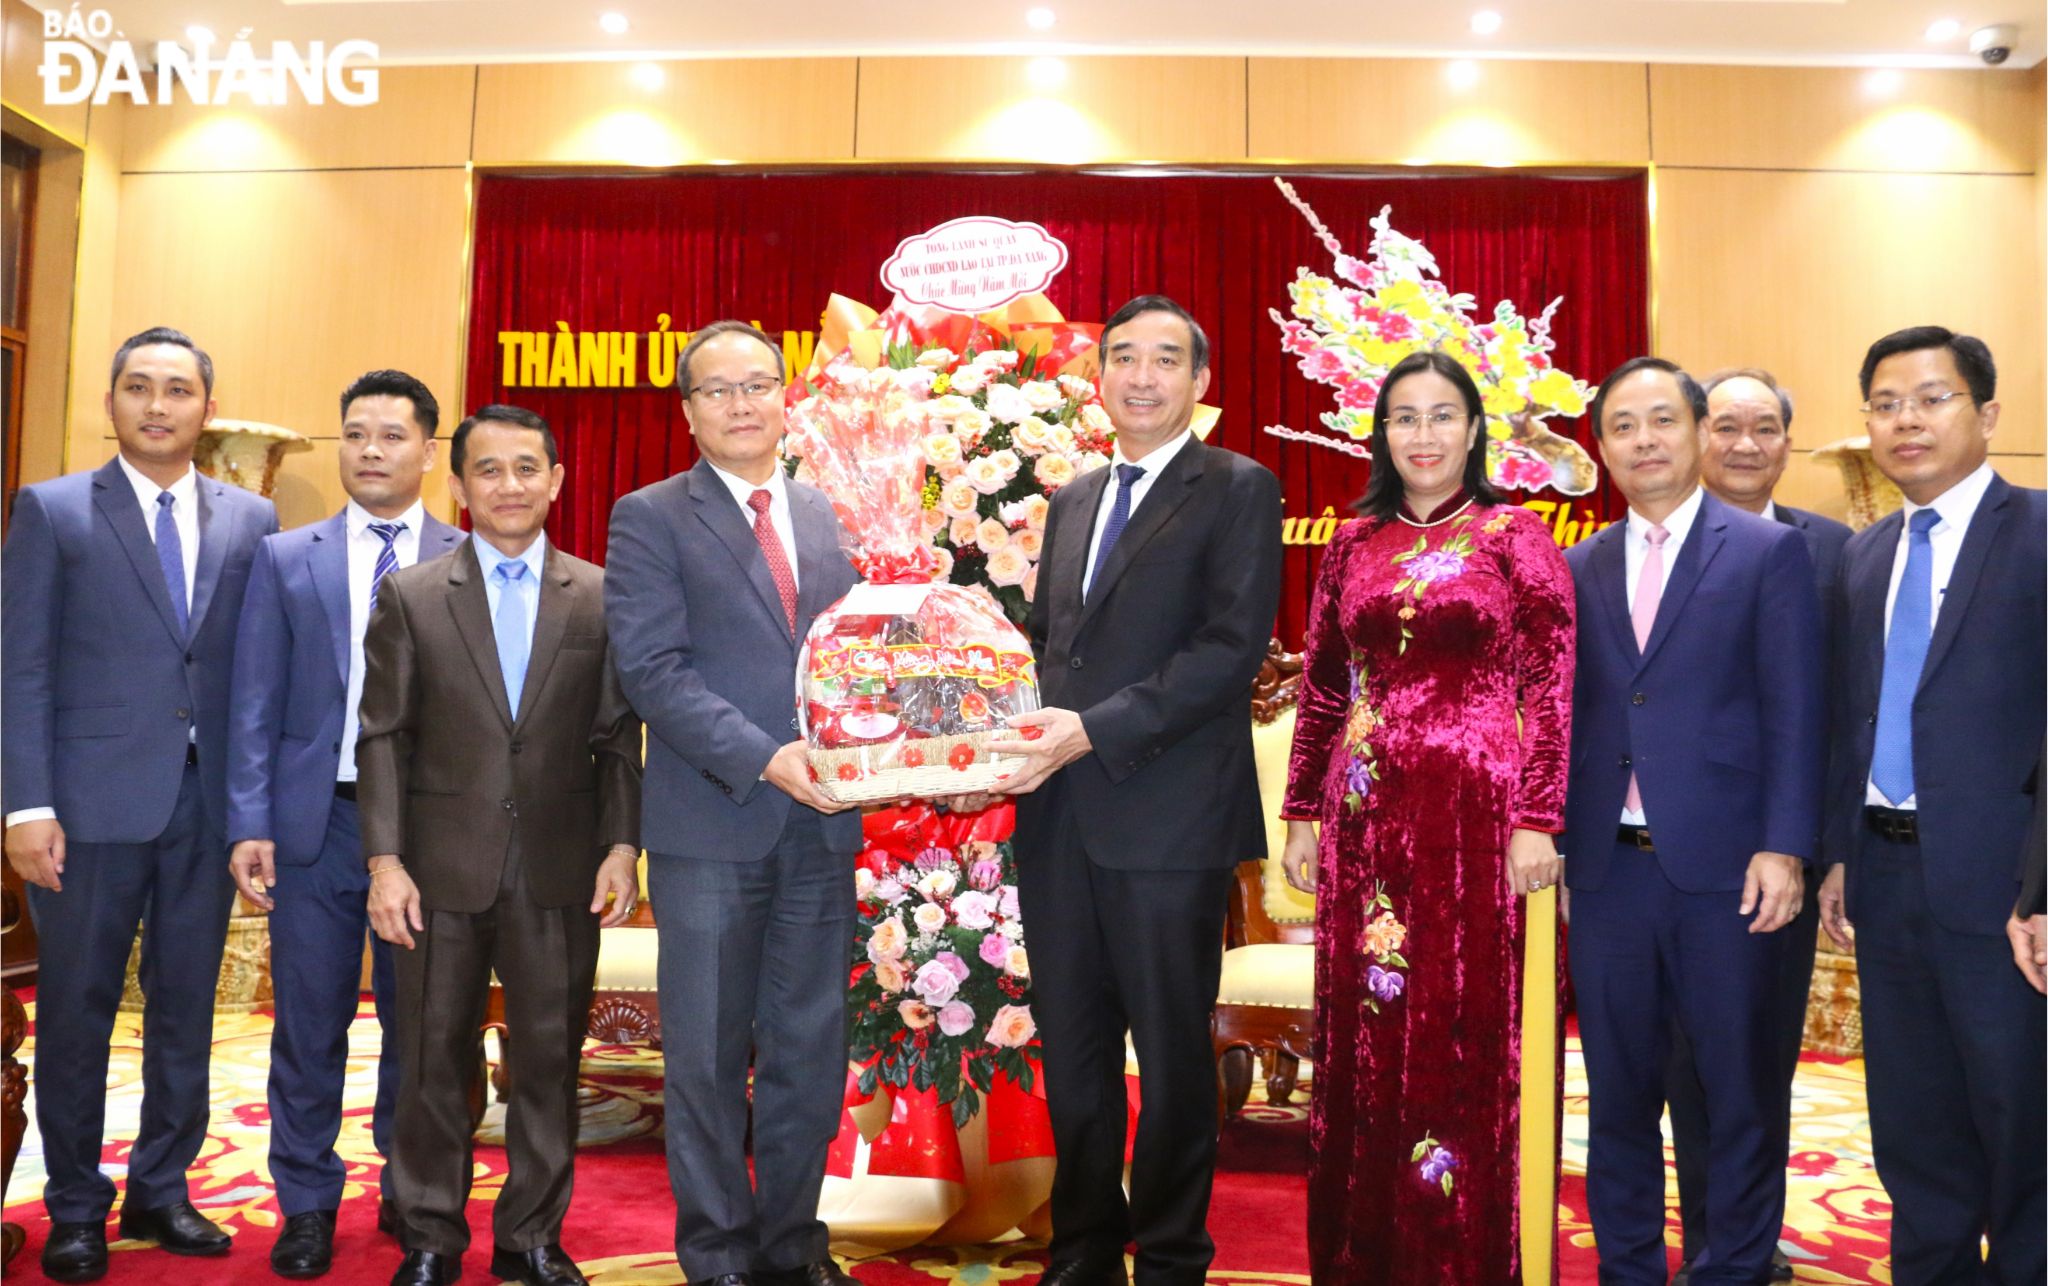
[1212,640,1317,1119]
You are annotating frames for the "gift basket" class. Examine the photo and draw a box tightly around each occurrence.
[789,361,1043,803]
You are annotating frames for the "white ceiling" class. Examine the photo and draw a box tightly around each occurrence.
[82,0,2048,69]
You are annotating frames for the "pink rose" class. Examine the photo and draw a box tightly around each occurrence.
[968,856,1003,891]
[978,931,1011,968]
[936,1001,976,1037]
[913,959,961,1005]
[935,950,970,982]
[998,886,1021,919]
[952,890,997,930]
[985,1003,1037,1049]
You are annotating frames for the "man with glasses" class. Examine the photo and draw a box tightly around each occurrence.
[603,321,861,1286]
[1819,327,2045,1284]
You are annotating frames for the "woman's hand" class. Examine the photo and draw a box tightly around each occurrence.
[1282,820,1320,894]
[1506,828,1562,898]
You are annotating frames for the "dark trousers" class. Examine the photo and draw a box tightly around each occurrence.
[646,807,853,1282]
[1853,830,2046,1286]
[27,763,235,1221]
[388,838,598,1257]
[1666,877,1819,1266]
[1015,786,1232,1286]
[266,794,400,1215]
[1570,844,1787,1286]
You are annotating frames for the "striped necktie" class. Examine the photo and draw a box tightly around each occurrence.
[368,521,406,610]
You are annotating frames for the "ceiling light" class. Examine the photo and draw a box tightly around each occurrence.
[630,62,665,91]
[185,25,215,46]
[1027,56,1067,89]
[1025,7,1056,30]
[599,12,629,34]
[1864,68,1903,96]
[1446,59,1481,90]
[1923,18,1960,42]
[1470,10,1503,36]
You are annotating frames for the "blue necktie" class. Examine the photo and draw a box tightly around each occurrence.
[494,560,531,718]
[1870,508,1941,805]
[367,521,406,610]
[155,492,189,637]
[1087,463,1146,597]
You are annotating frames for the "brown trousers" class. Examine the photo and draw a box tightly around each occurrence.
[387,839,599,1256]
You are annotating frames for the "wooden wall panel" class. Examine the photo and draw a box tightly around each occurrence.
[1654,167,2042,456]
[1652,65,2038,175]
[64,97,124,471]
[1249,58,1648,165]
[110,169,469,448]
[122,66,474,173]
[18,146,80,487]
[92,436,458,531]
[473,59,856,166]
[3,0,88,144]
[856,57,1245,162]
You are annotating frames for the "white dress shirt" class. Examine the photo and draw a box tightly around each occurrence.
[338,500,426,783]
[6,458,202,828]
[1864,460,1997,808]
[707,461,800,590]
[1620,483,1705,825]
[1082,428,1194,599]
[1760,500,1779,523]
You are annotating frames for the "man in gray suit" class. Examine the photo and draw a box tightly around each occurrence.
[3,327,278,1282]
[604,321,861,1286]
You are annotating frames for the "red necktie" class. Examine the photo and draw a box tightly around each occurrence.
[747,488,798,634]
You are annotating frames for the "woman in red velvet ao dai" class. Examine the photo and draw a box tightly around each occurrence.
[1281,351,1576,1284]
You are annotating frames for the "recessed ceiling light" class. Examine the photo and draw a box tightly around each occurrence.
[1470,10,1503,36]
[630,62,665,91]
[1027,55,1068,89]
[1446,59,1481,90]
[1864,68,1903,96]
[185,25,215,46]
[599,12,629,35]
[1026,7,1056,30]
[1924,18,1960,42]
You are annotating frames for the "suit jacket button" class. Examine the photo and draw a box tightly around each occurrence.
[1619,755,1632,769]
[332,742,341,753]
[1070,657,1083,669]
[174,708,190,720]
[1631,693,1645,706]
[184,652,195,665]
[501,799,515,811]
[1867,713,1878,725]
[510,741,523,754]
[790,716,799,731]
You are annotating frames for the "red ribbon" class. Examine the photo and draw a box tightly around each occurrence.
[855,548,943,585]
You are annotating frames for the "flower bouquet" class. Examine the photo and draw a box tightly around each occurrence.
[849,801,1038,1127]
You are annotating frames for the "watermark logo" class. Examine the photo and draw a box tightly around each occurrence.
[40,8,379,106]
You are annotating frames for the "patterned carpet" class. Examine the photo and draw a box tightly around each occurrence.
[3,998,1890,1283]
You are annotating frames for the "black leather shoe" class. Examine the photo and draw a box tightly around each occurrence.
[117,1200,232,1255]
[378,1198,400,1238]
[1771,1248,1794,1281]
[697,1277,751,1286]
[1037,1259,1128,1286]
[271,1210,337,1278]
[490,1244,586,1285]
[41,1221,108,1283]
[391,1249,462,1286]
[757,1263,858,1286]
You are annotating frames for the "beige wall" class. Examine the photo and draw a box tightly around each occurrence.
[5,30,2041,526]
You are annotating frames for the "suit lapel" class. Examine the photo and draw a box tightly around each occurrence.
[307,512,351,685]
[91,458,185,646]
[1076,442,1205,633]
[514,546,576,726]
[1048,462,1108,636]
[444,542,516,731]
[418,514,466,563]
[1919,475,2011,695]
[1848,512,1898,701]
[791,485,844,639]
[688,461,792,641]
[186,475,234,639]
[1638,496,1726,671]
[1585,521,1635,665]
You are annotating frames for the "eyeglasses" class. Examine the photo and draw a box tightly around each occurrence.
[1385,411,1473,433]
[689,379,780,403]
[1863,390,1969,421]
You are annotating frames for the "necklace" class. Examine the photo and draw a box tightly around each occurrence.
[1395,497,1475,529]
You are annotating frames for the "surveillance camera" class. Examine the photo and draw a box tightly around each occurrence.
[1969,23,2018,65]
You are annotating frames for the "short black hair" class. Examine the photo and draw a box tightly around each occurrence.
[1099,295,1210,372]
[676,320,785,396]
[1702,367,1794,431]
[1588,356,1707,438]
[1353,350,1504,521]
[1858,326,1996,405]
[340,369,440,436]
[111,326,214,399]
[450,404,558,478]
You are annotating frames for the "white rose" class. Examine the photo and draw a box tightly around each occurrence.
[1022,561,1039,602]
[913,902,948,934]
[985,545,1030,588]
[917,868,959,899]
[949,516,982,548]
[982,382,1034,426]
[1011,417,1054,454]
[1057,373,1095,401]
[1074,453,1109,474]
[1033,454,1076,488]
[917,347,958,370]
[921,506,949,535]
[976,517,1010,550]
[1049,425,1077,455]
[939,479,981,519]
[964,457,1009,495]
[1012,528,1044,558]
[949,365,990,395]
[855,868,876,900]
[1021,381,1063,413]
[930,545,955,580]
[1020,494,1050,531]
[931,394,977,420]
[955,408,993,442]
[1080,403,1114,435]
[990,450,1022,482]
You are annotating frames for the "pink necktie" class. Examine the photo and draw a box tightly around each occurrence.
[1624,523,1669,815]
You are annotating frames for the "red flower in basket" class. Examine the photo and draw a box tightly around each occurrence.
[949,744,977,771]
[837,763,862,782]
[903,745,926,768]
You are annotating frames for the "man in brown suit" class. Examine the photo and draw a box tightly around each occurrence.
[357,405,642,1286]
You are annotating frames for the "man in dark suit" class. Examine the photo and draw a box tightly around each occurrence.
[1562,357,1824,1286]
[2,326,278,1282]
[226,370,465,1277]
[1665,367,1853,1284]
[604,321,860,1286]
[1817,327,2045,1285]
[984,296,1282,1286]
[357,406,642,1286]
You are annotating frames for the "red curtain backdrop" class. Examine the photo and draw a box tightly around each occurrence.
[464,170,1648,645]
